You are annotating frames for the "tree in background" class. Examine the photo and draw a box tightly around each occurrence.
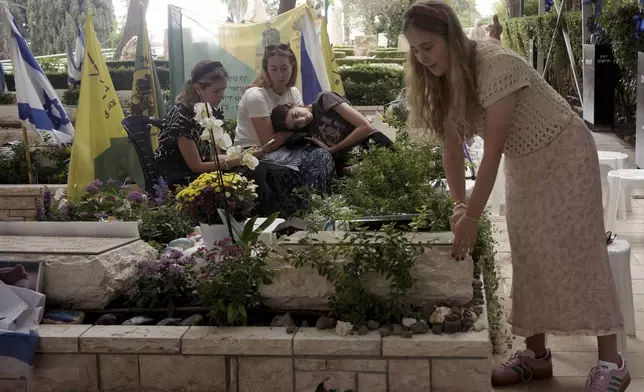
[345,0,480,46]
[263,0,280,16]
[114,0,150,60]
[27,0,115,56]
[0,0,28,60]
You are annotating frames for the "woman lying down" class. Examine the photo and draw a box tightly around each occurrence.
[270,91,394,175]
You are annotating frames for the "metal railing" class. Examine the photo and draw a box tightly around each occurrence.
[0,49,116,73]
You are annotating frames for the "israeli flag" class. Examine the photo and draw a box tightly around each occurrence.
[6,6,74,145]
[299,10,331,105]
[0,63,7,94]
[66,26,84,86]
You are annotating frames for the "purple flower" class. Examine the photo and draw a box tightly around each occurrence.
[84,179,103,193]
[159,259,171,269]
[144,261,161,275]
[164,250,183,260]
[128,191,147,203]
[168,263,184,276]
[152,177,170,206]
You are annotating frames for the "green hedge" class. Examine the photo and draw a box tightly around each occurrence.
[337,58,406,66]
[333,46,355,56]
[504,3,644,116]
[368,50,407,58]
[106,60,169,70]
[333,51,347,59]
[339,64,405,105]
[4,67,170,92]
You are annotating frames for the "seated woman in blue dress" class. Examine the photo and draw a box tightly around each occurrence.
[234,44,335,216]
[155,61,267,187]
[270,91,394,175]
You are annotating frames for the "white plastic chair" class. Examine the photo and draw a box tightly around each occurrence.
[605,169,644,233]
[598,151,629,210]
[607,239,635,361]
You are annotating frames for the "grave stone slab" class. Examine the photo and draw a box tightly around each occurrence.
[0,229,156,309]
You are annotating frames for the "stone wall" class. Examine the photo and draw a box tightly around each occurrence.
[0,323,492,392]
[0,185,65,221]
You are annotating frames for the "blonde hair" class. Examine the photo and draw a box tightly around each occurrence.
[176,60,228,105]
[403,1,478,141]
[246,44,298,91]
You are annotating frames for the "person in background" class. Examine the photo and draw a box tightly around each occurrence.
[234,44,335,216]
[468,19,488,40]
[270,91,394,176]
[403,2,628,391]
[154,61,267,187]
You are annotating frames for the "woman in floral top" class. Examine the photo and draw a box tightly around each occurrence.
[155,61,267,186]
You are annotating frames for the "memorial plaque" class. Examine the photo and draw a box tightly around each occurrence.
[0,236,138,255]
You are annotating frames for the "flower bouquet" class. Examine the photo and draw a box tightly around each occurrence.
[189,102,262,246]
[175,172,258,247]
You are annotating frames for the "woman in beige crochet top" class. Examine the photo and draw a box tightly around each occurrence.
[403,2,629,391]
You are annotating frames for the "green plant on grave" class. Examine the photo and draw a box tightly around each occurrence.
[409,192,453,232]
[299,193,359,230]
[197,217,278,326]
[285,225,423,326]
[381,104,408,134]
[338,140,446,216]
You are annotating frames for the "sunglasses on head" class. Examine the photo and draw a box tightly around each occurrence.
[265,43,291,53]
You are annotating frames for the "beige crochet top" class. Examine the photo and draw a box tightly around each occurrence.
[470,41,575,157]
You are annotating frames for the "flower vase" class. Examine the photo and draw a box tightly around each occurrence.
[200,223,229,250]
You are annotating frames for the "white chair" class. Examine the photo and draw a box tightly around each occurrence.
[607,239,636,361]
[489,154,505,216]
[598,151,629,210]
[605,169,644,233]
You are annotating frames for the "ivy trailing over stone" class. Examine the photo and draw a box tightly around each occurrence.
[474,214,510,353]
[285,226,424,327]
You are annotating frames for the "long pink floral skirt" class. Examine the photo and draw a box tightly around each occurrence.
[505,116,623,337]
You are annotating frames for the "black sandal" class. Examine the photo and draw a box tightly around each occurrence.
[606,231,617,245]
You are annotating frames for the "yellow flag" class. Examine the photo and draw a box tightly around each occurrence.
[320,18,345,97]
[67,14,143,199]
[131,18,165,150]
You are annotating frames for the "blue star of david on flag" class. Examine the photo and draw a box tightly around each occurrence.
[5,4,74,145]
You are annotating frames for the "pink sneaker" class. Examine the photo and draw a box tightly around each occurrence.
[491,349,553,386]
[585,355,631,392]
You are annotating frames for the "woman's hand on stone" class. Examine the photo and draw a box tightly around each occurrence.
[450,203,467,232]
[451,214,479,261]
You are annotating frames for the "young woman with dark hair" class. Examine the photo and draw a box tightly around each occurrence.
[270,91,394,175]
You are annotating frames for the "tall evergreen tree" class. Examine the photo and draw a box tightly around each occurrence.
[27,0,115,56]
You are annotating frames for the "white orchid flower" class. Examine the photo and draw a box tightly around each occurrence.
[226,146,243,159]
[194,102,210,124]
[215,133,233,150]
[241,152,260,170]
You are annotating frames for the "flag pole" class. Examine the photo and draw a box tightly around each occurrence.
[21,124,33,184]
